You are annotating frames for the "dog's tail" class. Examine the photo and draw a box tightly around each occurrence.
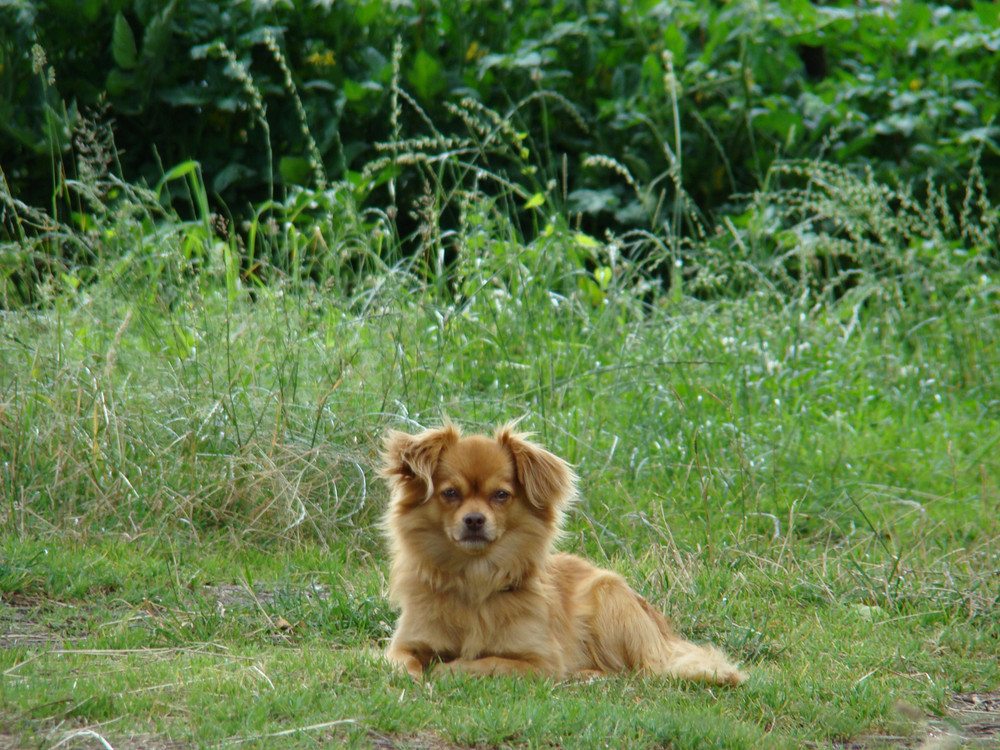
[635,593,747,685]
[587,575,746,685]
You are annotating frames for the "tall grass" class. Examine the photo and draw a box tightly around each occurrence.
[3,128,997,586]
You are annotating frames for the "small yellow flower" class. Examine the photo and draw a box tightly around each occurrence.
[306,50,336,68]
[909,78,922,92]
[465,41,486,62]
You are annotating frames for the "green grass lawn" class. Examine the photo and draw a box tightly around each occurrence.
[2,163,999,748]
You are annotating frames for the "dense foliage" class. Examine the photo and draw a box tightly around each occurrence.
[3,1,998,252]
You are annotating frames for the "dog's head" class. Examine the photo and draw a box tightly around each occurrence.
[379,421,577,557]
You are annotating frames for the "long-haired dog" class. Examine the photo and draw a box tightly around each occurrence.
[378,421,745,684]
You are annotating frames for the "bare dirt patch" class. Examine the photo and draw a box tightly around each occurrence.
[369,731,504,749]
[0,594,76,651]
[200,581,329,610]
[946,691,1000,747]
[827,691,1000,749]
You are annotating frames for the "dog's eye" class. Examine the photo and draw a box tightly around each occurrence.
[493,490,511,503]
[441,488,460,502]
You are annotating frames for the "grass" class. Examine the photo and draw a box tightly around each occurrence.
[2,92,1000,750]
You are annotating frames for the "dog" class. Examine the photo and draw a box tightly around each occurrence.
[378,421,746,685]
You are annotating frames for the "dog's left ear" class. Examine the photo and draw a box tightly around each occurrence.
[495,422,577,510]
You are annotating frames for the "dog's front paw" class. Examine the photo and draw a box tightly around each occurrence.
[430,659,466,676]
[386,648,428,680]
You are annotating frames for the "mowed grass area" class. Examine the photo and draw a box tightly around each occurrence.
[2,170,999,748]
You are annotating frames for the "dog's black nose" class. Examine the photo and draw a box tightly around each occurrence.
[463,513,486,531]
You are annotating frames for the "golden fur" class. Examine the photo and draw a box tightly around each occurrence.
[378,421,746,685]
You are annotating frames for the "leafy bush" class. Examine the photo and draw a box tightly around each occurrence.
[1,0,998,296]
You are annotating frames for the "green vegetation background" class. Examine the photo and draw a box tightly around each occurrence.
[4,0,1000,261]
[1,1,999,748]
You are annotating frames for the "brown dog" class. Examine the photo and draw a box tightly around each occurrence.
[378,421,746,684]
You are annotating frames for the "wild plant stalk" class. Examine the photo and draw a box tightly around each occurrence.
[663,50,685,301]
[262,29,329,190]
[206,39,274,207]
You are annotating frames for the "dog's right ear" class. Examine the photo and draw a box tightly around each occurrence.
[378,422,461,505]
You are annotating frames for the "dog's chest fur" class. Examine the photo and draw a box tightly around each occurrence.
[400,567,561,661]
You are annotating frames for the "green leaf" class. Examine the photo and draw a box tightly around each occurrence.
[343,79,366,102]
[524,192,545,209]
[112,12,138,70]
[105,67,135,97]
[568,188,618,215]
[279,156,312,186]
[141,0,178,65]
[80,0,101,23]
[155,161,209,222]
[354,0,381,26]
[158,160,200,189]
[578,277,604,307]
[407,49,444,100]
[158,86,214,107]
[213,163,257,194]
[594,266,613,290]
[663,25,687,63]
